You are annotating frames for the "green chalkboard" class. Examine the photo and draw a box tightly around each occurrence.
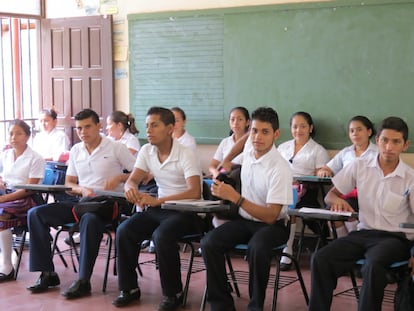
[129,0,414,151]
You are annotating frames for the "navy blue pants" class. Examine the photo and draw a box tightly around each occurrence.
[309,230,412,311]
[116,207,201,297]
[201,219,288,311]
[28,198,106,280]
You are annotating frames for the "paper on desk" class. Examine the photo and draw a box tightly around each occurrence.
[299,207,353,217]
[165,199,222,206]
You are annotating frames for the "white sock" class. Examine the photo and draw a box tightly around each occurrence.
[281,223,296,264]
[345,220,358,233]
[0,229,13,274]
[335,225,348,238]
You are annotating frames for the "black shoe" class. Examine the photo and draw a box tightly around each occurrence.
[61,279,91,299]
[112,288,141,307]
[279,262,292,271]
[158,294,183,311]
[141,240,150,249]
[0,268,15,282]
[27,272,60,293]
[64,236,80,246]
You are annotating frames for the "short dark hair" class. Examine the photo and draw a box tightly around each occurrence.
[147,107,175,126]
[251,107,279,131]
[349,115,376,138]
[9,119,31,136]
[290,111,316,137]
[171,107,186,121]
[74,109,100,124]
[376,116,409,142]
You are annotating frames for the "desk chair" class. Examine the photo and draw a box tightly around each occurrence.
[12,223,28,279]
[52,221,116,292]
[334,259,410,303]
[52,198,123,292]
[137,228,207,307]
[200,189,309,311]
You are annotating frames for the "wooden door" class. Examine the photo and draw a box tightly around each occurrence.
[41,15,113,145]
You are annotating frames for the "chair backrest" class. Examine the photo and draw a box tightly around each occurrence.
[288,187,299,209]
[43,161,67,186]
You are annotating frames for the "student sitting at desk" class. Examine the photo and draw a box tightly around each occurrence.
[208,106,250,178]
[309,116,414,311]
[112,107,202,310]
[32,108,70,162]
[27,109,135,299]
[67,110,141,247]
[171,106,197,152]
[277,111,329,271]
[201,107,293,311]
[106,110,141,157]
[0,120,44,282]
[317,115,377,237]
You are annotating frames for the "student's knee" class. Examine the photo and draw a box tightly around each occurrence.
[200,231,218,252]
[28,204,46,223]
[79,212,104,232]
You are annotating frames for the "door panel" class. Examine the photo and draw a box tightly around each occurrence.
[41,15,113,145]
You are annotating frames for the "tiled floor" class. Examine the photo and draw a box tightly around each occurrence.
[0,235,396,311]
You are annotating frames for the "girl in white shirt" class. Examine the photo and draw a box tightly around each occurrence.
[317,115,377,236]
[0,120,44,281]
[32,109,70,161]
[277,111,329,270]
[106,111,141,156]
[171,107,197,152]
[208,107,250,178]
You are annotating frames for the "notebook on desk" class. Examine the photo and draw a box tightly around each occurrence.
[298,207,353,217]
[165,199,222,206]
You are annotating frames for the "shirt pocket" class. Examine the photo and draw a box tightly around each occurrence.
[382,191,406,216]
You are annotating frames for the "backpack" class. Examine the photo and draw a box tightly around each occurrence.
[72,195,119,223]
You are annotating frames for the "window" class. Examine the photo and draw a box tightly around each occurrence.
[0,16,39,148]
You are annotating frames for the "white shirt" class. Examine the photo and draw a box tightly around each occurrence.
[66,136,135,192]
[176,131,197,153]
[135,139,201,198]
[32,128,70,160]
[1,146,45,188]
[213,135,243,164]
[327,142,377,175]
[277,138,329,176]
[333,154,414,240]
[239,138,293,222]
[109,129,141,156]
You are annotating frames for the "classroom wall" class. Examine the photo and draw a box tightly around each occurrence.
[45,0,328,112]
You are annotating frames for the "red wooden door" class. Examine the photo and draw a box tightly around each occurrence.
[41,15,113,145]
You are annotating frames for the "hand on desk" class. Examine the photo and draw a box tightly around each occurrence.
[125,188,159,208]
[316,167,334,178]
[329,198,355,214]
